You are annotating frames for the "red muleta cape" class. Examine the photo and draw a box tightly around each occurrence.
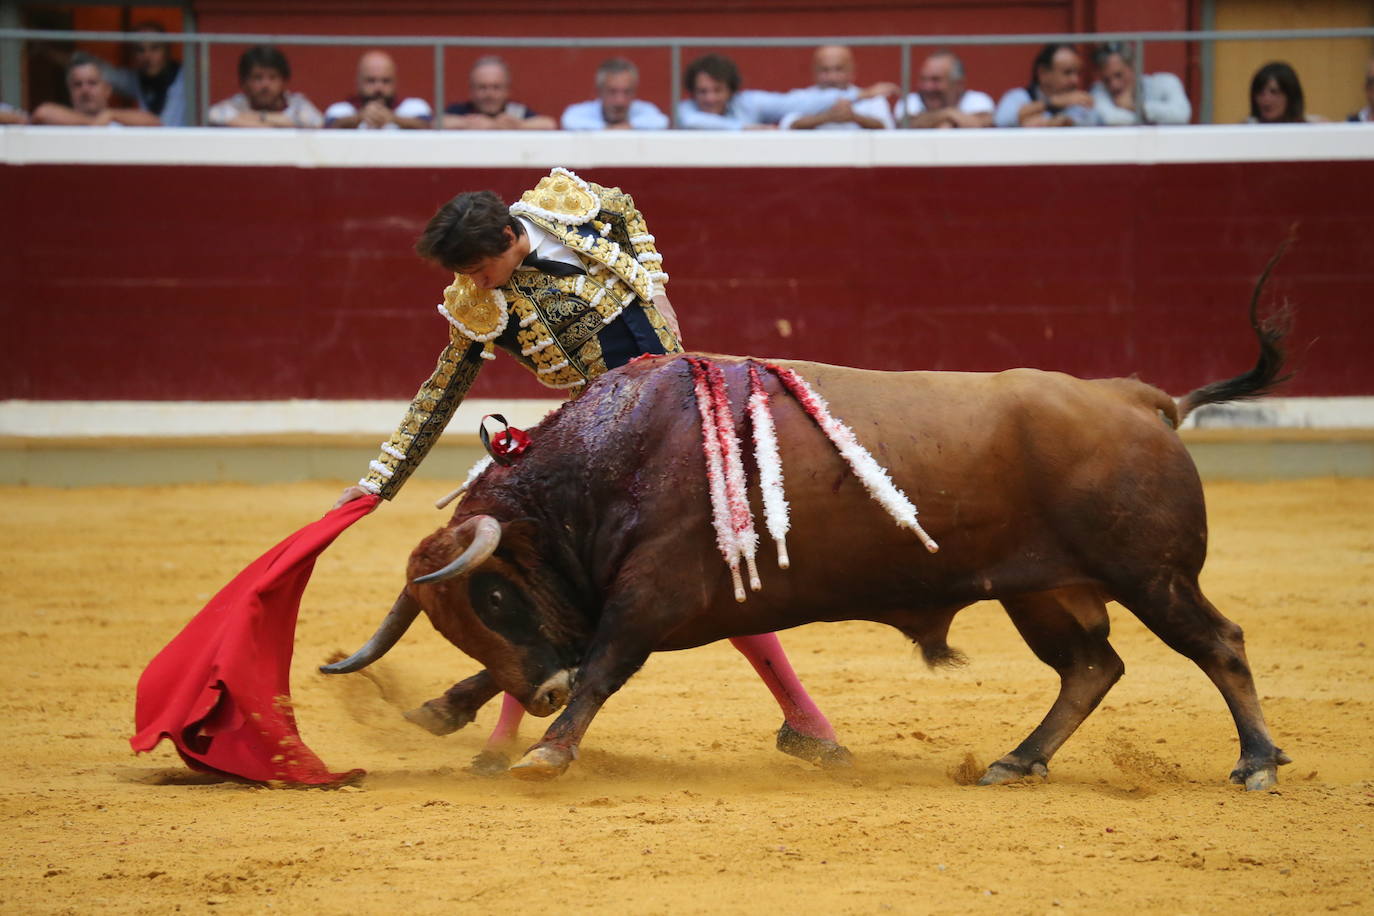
[130,496,379,785]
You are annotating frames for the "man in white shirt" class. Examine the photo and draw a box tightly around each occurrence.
[561,58,668,130]
[895,50,994,128]
[781,45,895,131]
[325,50,433,130]
[1090,43,1191,126]
[207,45,323,128]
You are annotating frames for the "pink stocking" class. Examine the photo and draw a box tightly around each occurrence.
[729,632,836,741]
[484,692,526,750]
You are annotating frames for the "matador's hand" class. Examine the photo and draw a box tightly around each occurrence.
[333,485,378,512]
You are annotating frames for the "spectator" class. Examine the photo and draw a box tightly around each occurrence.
[561,57,668,130]
[325,50,432,130]
[994,43,1101,128]
[676,52,884,130]
[1247,62,1322,123]
[1350,58,1374,122]
[31,53,160,126]
[208,45,323,128]
[442,56,556,130]
[895,50,993,128]
[107,22,188,127]
[0,102,26,125]
[1090,43,1190,125]
[781,45,895,131]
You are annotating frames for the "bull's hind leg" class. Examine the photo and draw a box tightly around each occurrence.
[1115,575,1289,790]
[980,587,1124,786]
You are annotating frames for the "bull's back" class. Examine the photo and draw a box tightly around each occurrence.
[739,358,1204,596]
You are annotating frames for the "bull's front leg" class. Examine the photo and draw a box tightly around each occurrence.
[403,669,501,735]
[508,633,656,781]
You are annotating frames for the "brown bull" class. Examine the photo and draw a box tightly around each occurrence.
[329,292,1293,790]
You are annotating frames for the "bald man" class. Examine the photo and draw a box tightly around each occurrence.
[442,56,556,130]
[325,50,433,129]
[782,45,896,131]
[894,51,995,128]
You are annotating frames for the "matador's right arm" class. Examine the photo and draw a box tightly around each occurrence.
[357,333,486,500]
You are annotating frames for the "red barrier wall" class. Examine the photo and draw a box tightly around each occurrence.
[2,158,1369,401]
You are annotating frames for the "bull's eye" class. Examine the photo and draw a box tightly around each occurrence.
[488,588,504,609]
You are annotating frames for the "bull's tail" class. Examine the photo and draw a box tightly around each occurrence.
[1176,242,1294,423]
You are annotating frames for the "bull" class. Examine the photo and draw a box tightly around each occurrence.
[327,284,1293,790]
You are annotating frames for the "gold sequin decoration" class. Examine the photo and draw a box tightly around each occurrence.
[442,274,506,340]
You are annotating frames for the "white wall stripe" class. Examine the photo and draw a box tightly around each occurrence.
[2,125,1370,169]
[1,396,1368,439]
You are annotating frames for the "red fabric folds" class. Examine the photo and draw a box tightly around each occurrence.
[131,496,379,785]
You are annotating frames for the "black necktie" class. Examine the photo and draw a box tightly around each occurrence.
[521,252,586,277]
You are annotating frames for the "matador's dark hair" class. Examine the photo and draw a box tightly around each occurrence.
[414,191,524,272]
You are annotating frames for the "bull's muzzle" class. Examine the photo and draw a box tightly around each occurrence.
[524,669,575,717]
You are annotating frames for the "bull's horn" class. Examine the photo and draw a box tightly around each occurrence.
[319,589,422,675]
[412,515,502,585]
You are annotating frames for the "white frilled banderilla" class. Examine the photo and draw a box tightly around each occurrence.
[684,357,940,602]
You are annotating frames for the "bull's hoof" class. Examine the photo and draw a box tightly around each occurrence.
[776,723,854,769]
[509,745,573,781]
[977,760,1048,786]
[1229,748,1290,791]
[469,750,512,776]
[403,700,470,736]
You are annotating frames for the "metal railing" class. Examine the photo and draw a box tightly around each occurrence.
[2,26,1372,126]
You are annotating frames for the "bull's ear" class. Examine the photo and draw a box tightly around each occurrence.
[498,518,542,563]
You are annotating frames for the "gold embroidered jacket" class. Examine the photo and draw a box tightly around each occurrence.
[360,168,682,500]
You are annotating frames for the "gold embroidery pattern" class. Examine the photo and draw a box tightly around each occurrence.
[439,275,508,342]
[512,169,600,224]
[641,301,685,355]
[578,335,606,379]
[363,332,485,499]
[507,291,587,390]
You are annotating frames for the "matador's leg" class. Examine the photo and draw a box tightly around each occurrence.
[730,633,852,768]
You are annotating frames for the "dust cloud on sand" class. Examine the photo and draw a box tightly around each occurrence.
[2,479,1371,913]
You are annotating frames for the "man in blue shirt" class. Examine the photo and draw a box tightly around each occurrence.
[675,52,887,130]
[561,58,669,130]
[994,43,1102,128]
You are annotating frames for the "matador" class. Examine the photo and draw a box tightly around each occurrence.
[336,167,850,772]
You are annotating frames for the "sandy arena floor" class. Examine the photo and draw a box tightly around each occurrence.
[1,478,1371,914]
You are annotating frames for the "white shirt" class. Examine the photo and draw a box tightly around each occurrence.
[779,85,895,130]
[323,96,433,128]
[1090,73,1191,126]
[516,218,583,272]
[561,98,669,130]
[894,89,995,120]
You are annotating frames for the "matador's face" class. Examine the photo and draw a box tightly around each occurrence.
[457,226,527,290]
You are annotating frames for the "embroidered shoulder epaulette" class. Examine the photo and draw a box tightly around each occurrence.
[511,167,662,303]
[510,167,601,225]
[436,273,509,346]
